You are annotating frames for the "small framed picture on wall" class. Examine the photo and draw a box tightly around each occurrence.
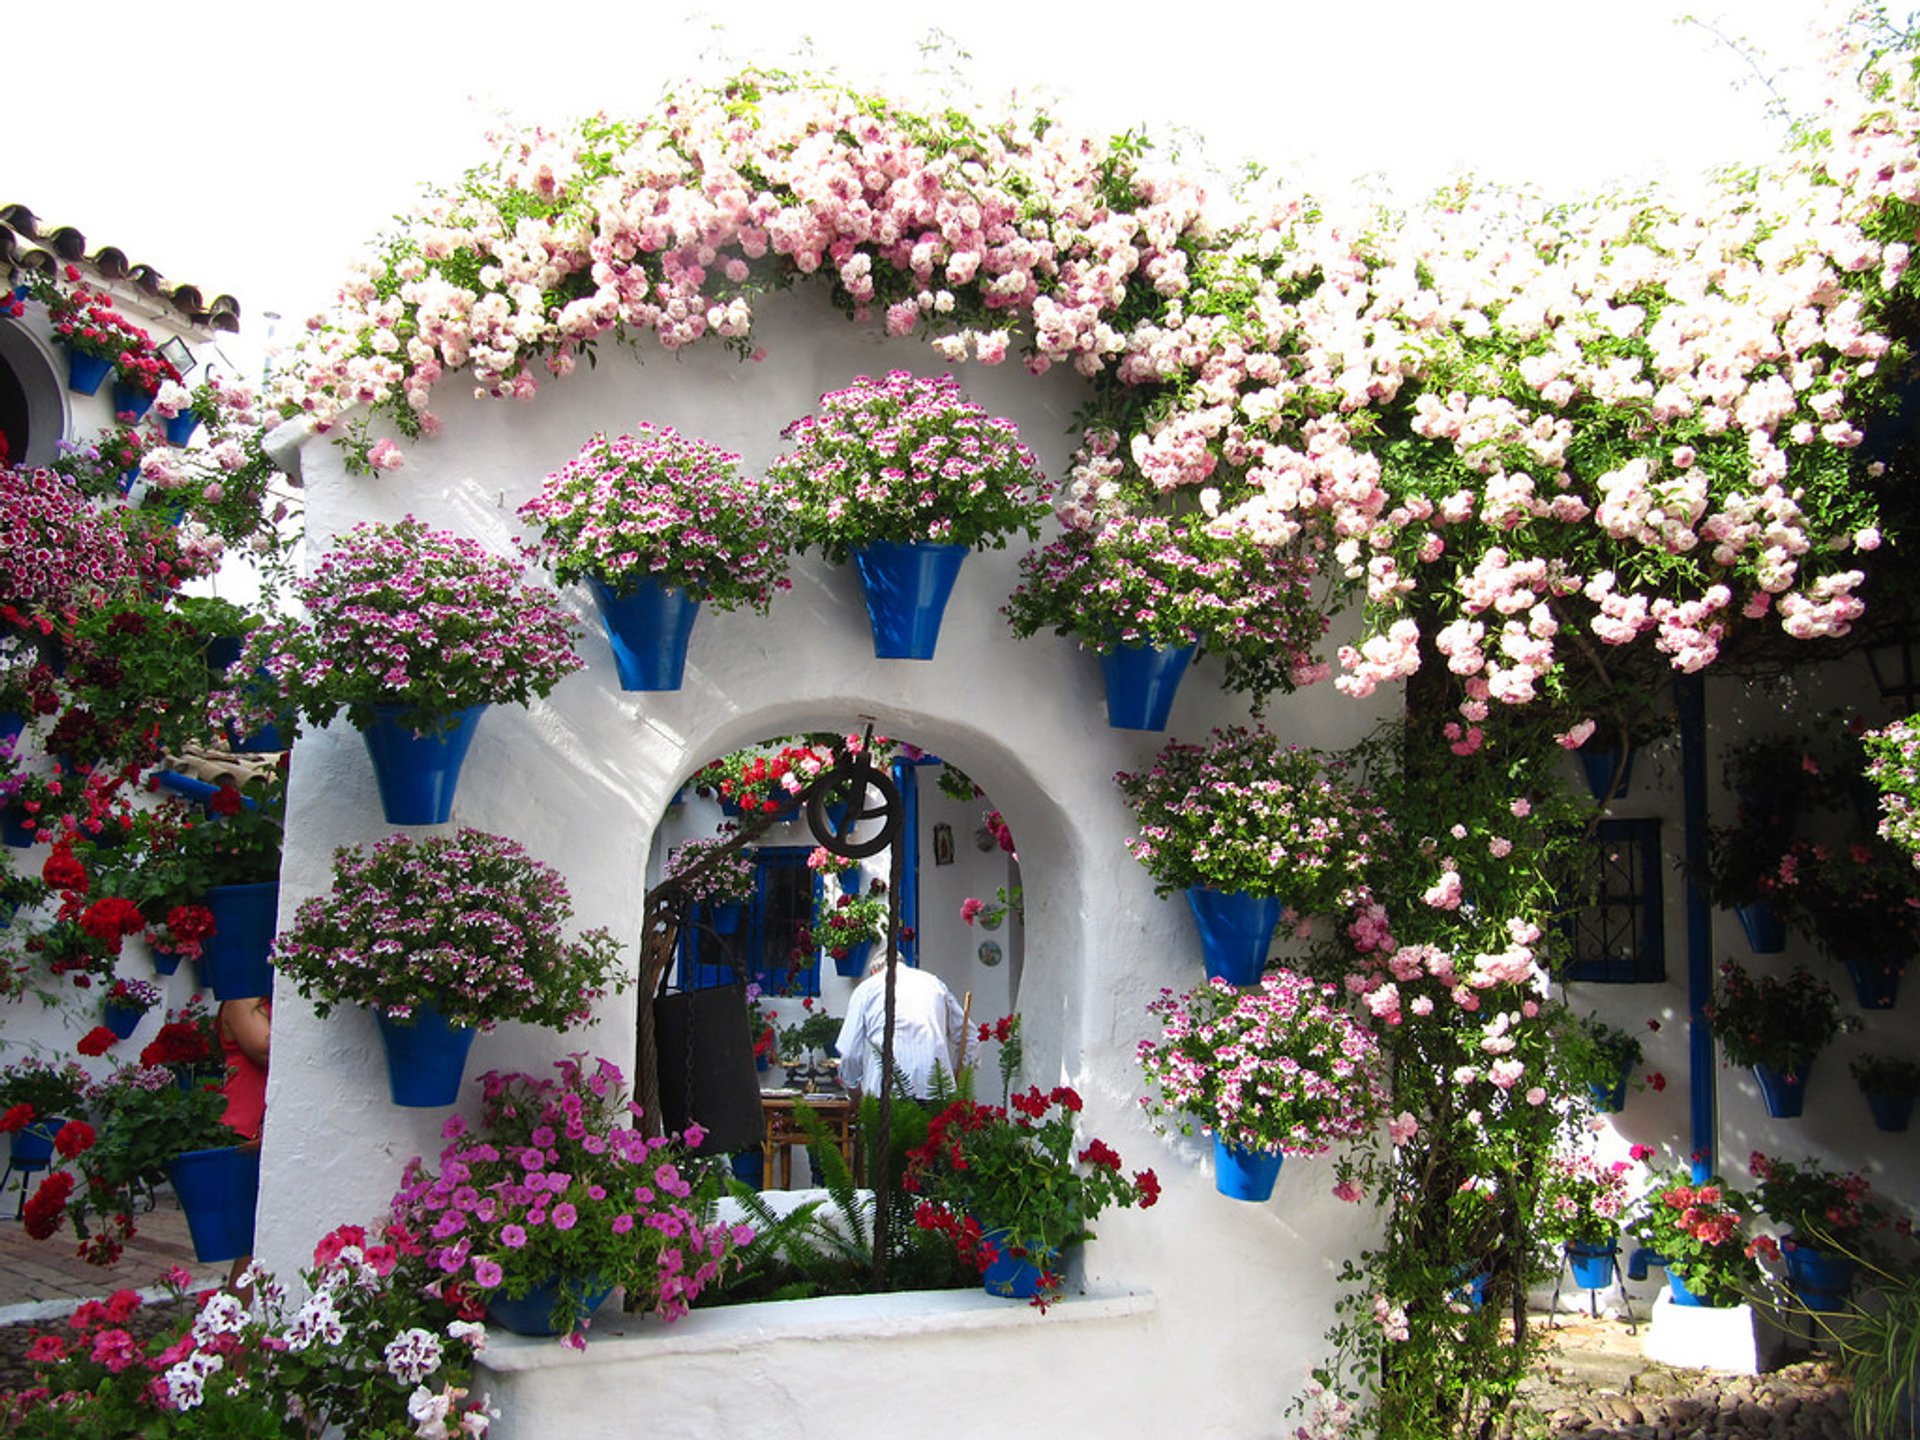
[932,822,954,866]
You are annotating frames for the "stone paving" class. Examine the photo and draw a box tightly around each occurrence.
[0,1177,226,1324]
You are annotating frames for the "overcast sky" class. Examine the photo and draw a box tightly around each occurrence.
[8,0,1835,370]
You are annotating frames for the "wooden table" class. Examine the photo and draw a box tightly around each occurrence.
[759,1091,857,1189]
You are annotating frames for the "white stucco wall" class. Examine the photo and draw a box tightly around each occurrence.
[257,283,1389,1438]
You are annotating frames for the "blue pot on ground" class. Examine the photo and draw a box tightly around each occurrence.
[167,1145,261,1264]
[202,881,278,1001]
[850,541,967,660]
[1101,641,1198,731]
[163,411,201,447]
[1735,900,1787,954]
[1753,1062,1809,1119]
[486,1274,613,1335]
[584,575,702,691]
[980,1227,1059,1300]
[1843,954,1903,1010]
[1667,1269,1708,1307]
[1184,887,1282,986]
[111,381,155,420]
[1866,1089,1914,1133]
[1577,744,1633,802]
[833,938,876,978]
[65,350,111,395]
[102,1002,142,1040]
[375,1003,477,1108]
[1784,1241,1858,1313]
[1212,1136,1284,1202]
[360,703,487,825]
[1567,1240,1619,1291]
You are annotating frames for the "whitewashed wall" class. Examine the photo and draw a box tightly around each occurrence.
[260,283,1391,1439]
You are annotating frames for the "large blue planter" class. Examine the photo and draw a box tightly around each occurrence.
[102,1002,142,1040]
[1784,1241,1858,1313]
[1735,901,1786,955]
[980,1227,1059,1300]
[167,1145,261,1264]
[485,1274,612,1335]
[1667,1269,1708,1307]
[1212,1136,1284,1202]
[584,575,702,691]
[1866,1089,1914,1133]
[163,411,201,447]
[375,1003,477,1107]
[1567,1240,1619,1291]
[1844,954,1903,1010]
[832,937,876,978]
[111,381,155,420]
[202,881,279,1001]
[1753,1062,1809,1119]
[1184,887,1282,986]
[850,541,967,660]
[1101,641,1198,731]
[65,350,111,396]
[360,703,487,825]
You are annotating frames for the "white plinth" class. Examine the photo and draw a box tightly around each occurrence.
[1643,1289,1782,1374]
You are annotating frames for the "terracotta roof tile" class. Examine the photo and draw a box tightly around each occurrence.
[0,203,241,334]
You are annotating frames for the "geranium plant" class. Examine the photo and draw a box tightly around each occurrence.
[0,1226,490,1436]
[1627,1167,1765,1307]
[1864,716,1920,866]
[520,423,794,610]
[0,1056,89,1126]
[233,517,581,736]
[138,995,222,1076]
[1136,971,1386,1159]
[689,738,831,816]
[1748,1150,1889,1255]
[390,1054,749,1338]
[815,878,887,962]
[0,467,145,619]
[1852,1052,1920,1098]
[904,1084,1159,1306]
[1705,960,1843,1078]
[102,976,160,1016]
[767,370,1050,560]
[662,832,757,908]
[1115,726,1385,910]
[1532,1150,1634,1248]
[1007,508,1329,699]
[272,828,624,1032]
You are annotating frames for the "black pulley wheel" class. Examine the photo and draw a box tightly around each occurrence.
[807,764,902,858]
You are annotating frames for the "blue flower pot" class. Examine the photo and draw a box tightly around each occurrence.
[1844,955,1903,1010]
[360,703,487,825]
[375,1002,477,1108]
[1567,1240,1619,1291]
[1735,900,1786,955]
[980,1227,1058,1300]
[1101,641,1198,731]
[65,350,111,396]
[1866,1089,1914,1133]
[102,1002,142,1040]
[164,411,201,447]
[1,806,33,849]
[1184,887,1281,986]
[1784,1241,1858,1313]
[150,946,184,976]
[8,1118,67,1170]
[584,575,702,691]
[1753,1062,1808,1119]
[202,881,278,1001]
[0,712,23,746]
[485,1274,612,1335]
[1667,1270,1707,1307]
[833,937,876,978]
[730,1148,764,1189]
[850,541,967,660]
[1587,1066,1631,1114]
[1578,744,1633,802]
[167,1145,261,1264]
[709,900,745,935]
[1212,1136,1284,1202]
[111,381,155,420]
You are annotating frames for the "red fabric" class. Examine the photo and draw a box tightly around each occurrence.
[219,1002,269,1141]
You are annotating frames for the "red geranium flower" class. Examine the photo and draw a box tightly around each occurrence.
[53,1120,95,1158]
[0,1103,35,1133]
[22,1172,74,1240]
[41,844,86,892]
[80,896,146,946]
[206,785,243,818]
[167,904,216,943]
[75,1026,119,1057]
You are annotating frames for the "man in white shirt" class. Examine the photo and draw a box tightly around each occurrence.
[835,953,967,1100]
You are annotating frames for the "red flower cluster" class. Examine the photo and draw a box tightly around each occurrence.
[75,1026,119,1057]
[977,1014,1017,1046]
[41,843,86,891]
[79,896,145,950]
[0,1103,35,1133]
[22,1172,74,1240]
[53,1121,94,1159]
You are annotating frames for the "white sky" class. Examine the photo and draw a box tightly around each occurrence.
[7,0,1837,371]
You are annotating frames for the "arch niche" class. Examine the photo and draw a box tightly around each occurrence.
[257,267,1376,1440]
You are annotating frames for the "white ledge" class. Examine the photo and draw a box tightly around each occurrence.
[476,1286,1159,1374]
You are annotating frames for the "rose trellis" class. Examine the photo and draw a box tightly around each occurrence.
[278,38,1914,709]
